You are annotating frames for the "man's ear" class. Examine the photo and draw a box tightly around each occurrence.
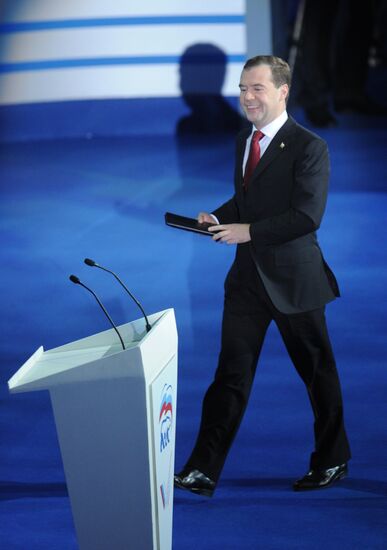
[281,84,289,102]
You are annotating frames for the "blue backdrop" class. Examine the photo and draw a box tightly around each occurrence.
[1,95,387,548]
[1,10,387,540]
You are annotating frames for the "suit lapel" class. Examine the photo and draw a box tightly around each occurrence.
[247,117,296,183]
[236,127,251,186]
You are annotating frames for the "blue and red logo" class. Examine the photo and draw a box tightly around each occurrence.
[159,384,174,509]
[159,384,173,454]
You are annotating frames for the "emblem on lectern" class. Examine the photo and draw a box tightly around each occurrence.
[159,384,173,453]
[159,383,174,509]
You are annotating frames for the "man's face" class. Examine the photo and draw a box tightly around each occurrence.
[239,65,288,129]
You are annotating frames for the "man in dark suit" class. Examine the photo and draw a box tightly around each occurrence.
[174,55,351,497]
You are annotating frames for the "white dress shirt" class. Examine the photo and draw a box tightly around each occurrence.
[242,110,288,173]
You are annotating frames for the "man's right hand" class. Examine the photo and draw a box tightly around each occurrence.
[198,212,218,224]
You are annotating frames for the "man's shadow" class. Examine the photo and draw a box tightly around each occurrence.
[174,44,247,368]
[177,43,246,135]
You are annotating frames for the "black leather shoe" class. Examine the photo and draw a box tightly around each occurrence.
[174,468,215,497]
[293,463,348,491]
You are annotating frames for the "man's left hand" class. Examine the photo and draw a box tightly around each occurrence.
[209,223,251,244]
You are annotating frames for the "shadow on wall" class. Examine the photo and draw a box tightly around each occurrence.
[176,43,247,135]
[173,44,247,357]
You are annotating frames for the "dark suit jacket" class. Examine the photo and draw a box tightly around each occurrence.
[212,116,339,314]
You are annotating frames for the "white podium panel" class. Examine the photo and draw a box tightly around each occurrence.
[8,309,178,550]
[150,356,177,549]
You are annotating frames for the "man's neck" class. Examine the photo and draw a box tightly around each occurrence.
[253,110,288,135]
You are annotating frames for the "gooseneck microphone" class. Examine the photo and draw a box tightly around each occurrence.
[69,275,125,350]
[84,258,151,332]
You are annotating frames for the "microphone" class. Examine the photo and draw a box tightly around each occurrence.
[84,258,151,332]
[69,275,125,350]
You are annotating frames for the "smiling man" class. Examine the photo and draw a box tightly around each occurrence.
[174,55,351,496]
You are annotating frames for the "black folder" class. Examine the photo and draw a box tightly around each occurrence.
[165,212,214,236]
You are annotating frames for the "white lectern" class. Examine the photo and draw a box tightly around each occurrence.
[8,309,178,550]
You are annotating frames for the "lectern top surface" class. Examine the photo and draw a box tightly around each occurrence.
[13,341,138,388]
[8,309,176,392]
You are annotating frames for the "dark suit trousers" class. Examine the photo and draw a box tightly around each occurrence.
[186,247,351,482]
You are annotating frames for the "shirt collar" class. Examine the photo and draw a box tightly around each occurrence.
[251,110,288,138]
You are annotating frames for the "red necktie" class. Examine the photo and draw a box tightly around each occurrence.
[243,130,264,188]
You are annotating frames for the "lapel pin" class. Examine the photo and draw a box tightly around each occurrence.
[280,142,285,149]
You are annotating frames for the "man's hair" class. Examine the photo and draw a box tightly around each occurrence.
[243,55,291,90]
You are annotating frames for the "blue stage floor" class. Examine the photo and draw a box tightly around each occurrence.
[0,109,386,549]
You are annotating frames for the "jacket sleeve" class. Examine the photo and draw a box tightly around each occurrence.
[249,138,330,250]
[212,195,240,224]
